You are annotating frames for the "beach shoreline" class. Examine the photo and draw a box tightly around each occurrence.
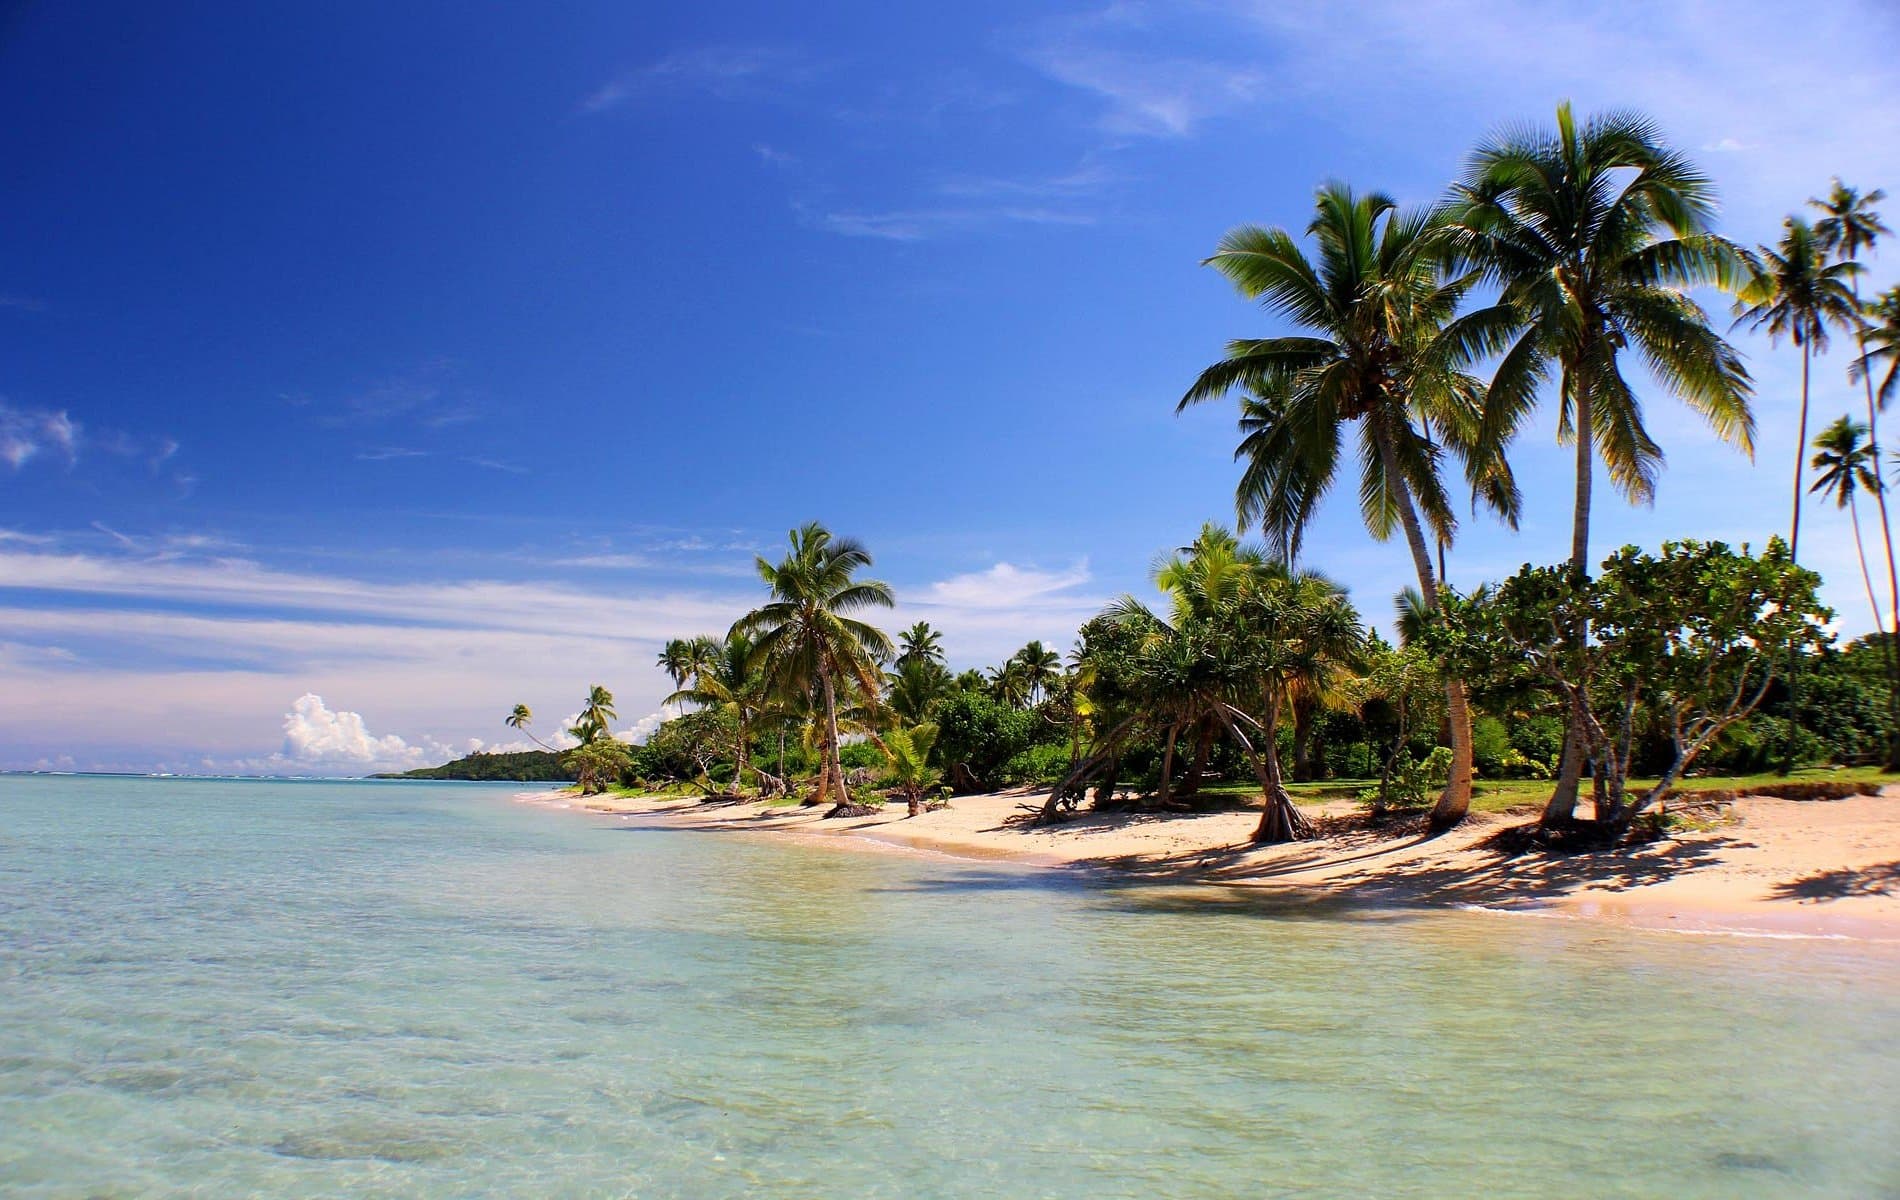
[512,783,1900,942]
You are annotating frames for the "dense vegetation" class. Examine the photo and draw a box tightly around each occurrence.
[466,104,1895,848]
[386,750,572,782]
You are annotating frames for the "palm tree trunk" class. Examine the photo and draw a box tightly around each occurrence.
[1852,282,1900,770]
[1181,720,1214,795]
[815,670,842,807]
[1780,344,1813,777]
[1792,343,1812,560]
[1544,378,1595,826]
[1850,496,1884,653]
[1157,723,1178,806]
[1371,419,1474,831]
[1224,704,1309,843]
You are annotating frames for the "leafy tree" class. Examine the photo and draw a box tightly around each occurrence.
[733,523,894,808]
[1181,185,1515,830]
[1428,539,1830,833]
[1447,102,1753,823]
[987,658,1033,709]
[933,690,1036,793]
[566,738,632,795]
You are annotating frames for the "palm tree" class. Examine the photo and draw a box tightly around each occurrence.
[657,637,721,691]
[1448,103,1753,825]
[504,703,559,752]
[732,522,894,808]
[1855,287,1900,406]
[1810,417,1886,639]
[1012,641,1063,705]
[1812,184,1895,698]
[886,656,953,725]
[566,684,618,746]
[895,621,945,668]
[1735,216,1864,561]
[664,633,765,794]
[1180,184,1513,830]
[987,659,1032,708]
[1097,557,1366,843]
[879,721,943,818]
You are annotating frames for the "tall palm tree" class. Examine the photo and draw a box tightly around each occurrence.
[732,523,894,808]
[1855,287,1900,407]
[504,703,559,752]
[1734,216,1863,561]
[1812,184,1895,685]
[566,684,618,746]
[895,621,945,668]
[1448,103,1753,825]
[1180,183,1514,830]
[663,633,765,793]
[1810,416,1886,639]
[1012,641,1063,705]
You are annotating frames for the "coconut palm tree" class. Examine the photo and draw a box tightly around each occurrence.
[1735,216,1864,561]
[1855,287,1900,407]
[1812,185,1896,699]
[1810,417,1886,639]
[895,621,945,668]
[732,522,894,808]
[1180,183,1513,830]
[504,703,559,752]
[1447,103,1754,825]
[886,656,953,725]
[987,659,1032,709]
[663,633,765,793]
[879,721,943,818]
[1012,641,1063,705]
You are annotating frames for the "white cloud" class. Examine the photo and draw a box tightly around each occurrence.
[811,205,1098,242]
[279,693,448,769]
[1022,44,1266,137]
[581,45,820,114]
[0,402,80,469]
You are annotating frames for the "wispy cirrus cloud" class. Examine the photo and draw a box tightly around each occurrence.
[0,402,79,469]
[808,203,1098,242]
[580,45,822,114]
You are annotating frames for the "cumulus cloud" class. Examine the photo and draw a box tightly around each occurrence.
[274,693,467,772]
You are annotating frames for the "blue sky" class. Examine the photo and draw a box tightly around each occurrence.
[3,0,1898,773]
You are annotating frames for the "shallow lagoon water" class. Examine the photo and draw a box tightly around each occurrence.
[2,775,1897,1197]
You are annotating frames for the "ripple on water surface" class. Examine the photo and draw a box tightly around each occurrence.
[2,776,1898,1198]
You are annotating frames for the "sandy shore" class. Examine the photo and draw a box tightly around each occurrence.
[527,784,1900,940]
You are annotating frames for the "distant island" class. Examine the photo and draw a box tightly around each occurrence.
[376,749,573,782]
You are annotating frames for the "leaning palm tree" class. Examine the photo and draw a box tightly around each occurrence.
[1180,183,1514,830]
[1810,417,1887,640]
[1447,103,1754,825]
[732,523,894,808]
[504,703,559,752]
[663,633,765,794]
[1734,216,1864,561]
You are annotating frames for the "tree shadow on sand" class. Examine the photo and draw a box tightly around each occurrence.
[1768,861,1900,902]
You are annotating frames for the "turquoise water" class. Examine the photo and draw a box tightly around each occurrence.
[2,777,1897,1198]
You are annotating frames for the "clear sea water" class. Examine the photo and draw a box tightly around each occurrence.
[2,776,1897,1198]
